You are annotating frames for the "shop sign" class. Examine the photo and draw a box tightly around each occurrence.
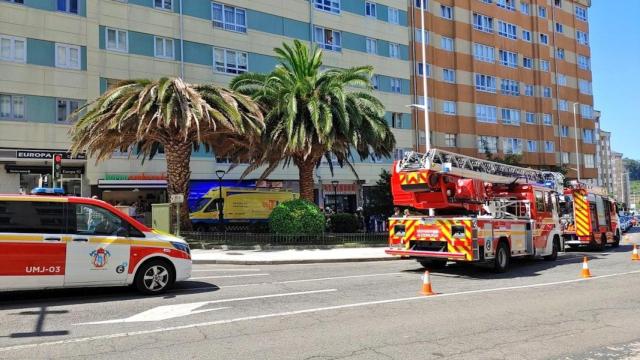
[16,150,86,160]
[5,165,84,175]
[322,183,358,193]
[105,173,167,181]
[170,194,184,204]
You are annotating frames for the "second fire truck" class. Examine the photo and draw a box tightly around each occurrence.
[385,149,565,272]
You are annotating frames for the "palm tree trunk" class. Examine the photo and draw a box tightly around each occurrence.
[297,159,316,203]
[165,141,193,231]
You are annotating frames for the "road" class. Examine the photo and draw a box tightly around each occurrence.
[2,231,640,359]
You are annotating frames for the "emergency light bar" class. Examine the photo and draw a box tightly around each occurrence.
[31,187,65,195]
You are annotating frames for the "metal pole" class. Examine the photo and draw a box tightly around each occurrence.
[573,102,581,182]
[218,178,223,232]
[176,202,180,237]
[334,185,337,211]
[51,160,55,188]
[420,0,430,151]
[179,0,184,79]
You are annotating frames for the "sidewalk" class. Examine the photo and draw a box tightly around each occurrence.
[191,247,401,265]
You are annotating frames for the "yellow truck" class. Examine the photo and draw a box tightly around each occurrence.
[189,187,298,231]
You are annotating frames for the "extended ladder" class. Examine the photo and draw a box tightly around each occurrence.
[397,149,565,192]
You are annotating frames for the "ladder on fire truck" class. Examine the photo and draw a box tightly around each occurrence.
[397,148,565,193]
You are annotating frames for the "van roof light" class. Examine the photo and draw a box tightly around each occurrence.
[31,187,65,195]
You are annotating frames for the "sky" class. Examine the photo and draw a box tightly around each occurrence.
[590,0,640,159]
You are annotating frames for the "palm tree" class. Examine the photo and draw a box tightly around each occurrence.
[230,40,396,202]
[70,77,263,229]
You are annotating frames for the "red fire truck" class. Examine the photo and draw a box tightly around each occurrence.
[385,149,565,272]
[560,182,620,250]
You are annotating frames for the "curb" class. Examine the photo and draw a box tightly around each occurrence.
[192,257,407,265]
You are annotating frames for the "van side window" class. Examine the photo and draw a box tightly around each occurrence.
[0,201,65,234]
[71,204,143,237]
[535,191,545,212]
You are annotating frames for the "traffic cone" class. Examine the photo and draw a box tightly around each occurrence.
[581,257,592,278]
[420,271,436,296]
[632,244,640,261]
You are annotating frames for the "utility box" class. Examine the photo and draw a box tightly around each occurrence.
[152,203,171,233]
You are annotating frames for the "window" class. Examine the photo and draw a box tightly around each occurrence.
[580,104,593,119]
[393,148,411,161]
[584,154,595,168]
[366,38,377,54]
[496,0,515,11]
[418,96,433,110]
[391,112,407,128]
[562,152,569,164]
[415,0,426,8]
[539,33,549,45]
[442,101,456,115]
[365,1,377,17]
[520,2,530,14]
[57,0,78,14]
[543,113,552,125]
[313,0,340,14]
[554,0,562,7]
[106,28,128,52]
[576,31,589,45]
[0,34,26,62]
[440,36,454,51]
[540,60,550,72]
[579,79,592,95]
[544,141,554,153]
[524,84,534,97]
[314,27,341,52]
[0,201,65,234]
[583,129,594,143]
[501,108,520,125]
[556,48,565,60]
[212,2,247,33]
[527,140,537,152]
[389,42,400,58]
[477,136,498,153]
[525,112,536,124]
[500,79,520,96]
[390,78,401,93]
[555,22,564,33]
[575,6,588,22]
[523,57,533,69]
[440,5,453,19]
[475,74,496,93]
[0,94,25,120]
[154,36,174,59]
[543,87,552,98]
[214,48,248,74]
[56,99,79,123]
[473,43,495,63]
[414,28,429,43]
[154,0,171,10]
[2,0,24,3]
[445,134,457,147]
[557,74,567,86]
[473,13,494,33]
[499,50,518,68]
[476,104,497,123]
[503,138,523,154]
[442,68,455,83]
[481,0,492,3]
[73,204,130,236]
[538,6,547,18]
[371,75,380,90]
[560,125,569,137]
[558,100,569,112]
[578,55,590,70]
[416,62,431,77]
[497,21,517,40]
[522,30,531,42]
[55,43,81,69]
[388,8,400,24]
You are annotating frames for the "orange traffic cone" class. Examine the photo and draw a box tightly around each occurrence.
[581,257,592,278]
[420,271,436,296]
[632,244,640,261]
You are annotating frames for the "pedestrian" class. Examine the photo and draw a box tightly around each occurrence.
[403,209,411,218]
[393,207,401,217]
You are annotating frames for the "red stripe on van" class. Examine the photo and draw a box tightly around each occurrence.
[0,243,66,276]
[128,246,191,274]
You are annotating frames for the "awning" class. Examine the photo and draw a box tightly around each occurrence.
[98,179,167,189]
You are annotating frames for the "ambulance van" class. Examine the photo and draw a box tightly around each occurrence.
[0,189,191,294]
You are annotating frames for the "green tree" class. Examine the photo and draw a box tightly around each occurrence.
[364,170,395,219]
[230,40,396,202]
[70,77,263,229]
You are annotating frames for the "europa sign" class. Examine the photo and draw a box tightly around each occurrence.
[105,173,167,181]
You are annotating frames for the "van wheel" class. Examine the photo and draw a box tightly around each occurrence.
[135,259,174,295]
[493,241,510,273]
[418,259,447,269]
[544,237,559,261]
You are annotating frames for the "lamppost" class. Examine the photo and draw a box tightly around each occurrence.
[331,180,339,213]
[215,169,226,232]
[572,102,581,182]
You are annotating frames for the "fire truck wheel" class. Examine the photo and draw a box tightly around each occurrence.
[135,259,175,295]
[599,234,608,251]
[544,237,559,261]
[493,241,510,273]
[418,259,447,269]
[612,232,621,248]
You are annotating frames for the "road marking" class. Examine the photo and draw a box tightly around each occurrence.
[6,270,640,352]
[189,273,270,280]
[191,269,262,272]
[76,289,337,325]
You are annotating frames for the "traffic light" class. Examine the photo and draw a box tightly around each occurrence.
[53,154,62,180]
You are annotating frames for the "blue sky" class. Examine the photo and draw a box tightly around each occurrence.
[590,1,640,159]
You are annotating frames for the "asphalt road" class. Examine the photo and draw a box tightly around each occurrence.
[2,230,640,359]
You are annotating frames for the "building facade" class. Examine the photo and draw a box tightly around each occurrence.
[611,151,629,206]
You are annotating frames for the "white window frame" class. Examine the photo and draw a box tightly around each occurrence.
[520,2,530,15]
[313,0,341,14]
[57,0,78,14]
[0,34,26,63]
[555,22,564,33]
[0,93,25,121]
[543,87,552,98]
[496,0,515,11]
[365,1,377,18]
[366,38,378,55]
[556,48,565,60]
[557,74,567,86]
[414,28,429,43]
[584,154,595,168]
[476,104,497,123]
[389,42,400,58]
[440,5,453,20]
[575,6,587,22]
[538,6,547,18]
[560,125,569,137]
[499,49,518,68]
[475,74,496,93]
[154,36,174,60]
[558,100,569,112]
[523,57,533,69]
[561,152,569,164]
[473,13,493,33]
[442,101,456,115]
[579,79,592,95]
[576,30,589,45]
[580,104,593,119]
[213,47,248,75]
[445,134,457,147]
[497,21,517,40]
[105,27,128,53]
[442,68,455,83]
[56,99,80,123]
[440,36,454,51]
[55,43,81,70]
[522,30,531,42]
[390,78,402,93]
[524,84,534,97]
[500,79,520,96]
[473,43,495,63]
[371,75,380,90]
[578,55,590,70]
[417,62,431,77]
[477,136,498,153]
[539,33,549,45]
[212,2,247,33]
[501,108,520,125]
[314,26,342,52]
[154,0,172,11]
[388,7,400,24]
[543,113,553,125]
[525,112,536,124]
[544,141,554,153]
[527,140,538,152]
[540,60,550,72]
[583,129,594,144]
[503,138,523,155]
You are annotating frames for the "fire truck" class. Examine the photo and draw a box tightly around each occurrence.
[385,149,565,272]
[560,182,620,250]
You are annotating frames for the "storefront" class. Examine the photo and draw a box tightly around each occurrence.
[322,183,359,213]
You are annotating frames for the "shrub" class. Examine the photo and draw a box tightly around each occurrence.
[329,213,359,233]
[268,199,325,234]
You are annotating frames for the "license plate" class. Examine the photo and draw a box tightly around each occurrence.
[417,228,440,238]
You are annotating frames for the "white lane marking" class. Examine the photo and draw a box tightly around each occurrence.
[76,289,337,325]
[6,270,640,352]
[191,269,262,272]
[189,273,270,280]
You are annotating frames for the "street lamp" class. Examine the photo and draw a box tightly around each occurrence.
[215,169,226,232]
[418,0,430,152]
[572,102,581,182]
[331,180,339,213]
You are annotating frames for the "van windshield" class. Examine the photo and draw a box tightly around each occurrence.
[192,198,211,212]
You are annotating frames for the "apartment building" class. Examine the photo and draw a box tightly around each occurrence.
[409,0,595,180]
[0,0,412,211]
[611,151,630,205]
